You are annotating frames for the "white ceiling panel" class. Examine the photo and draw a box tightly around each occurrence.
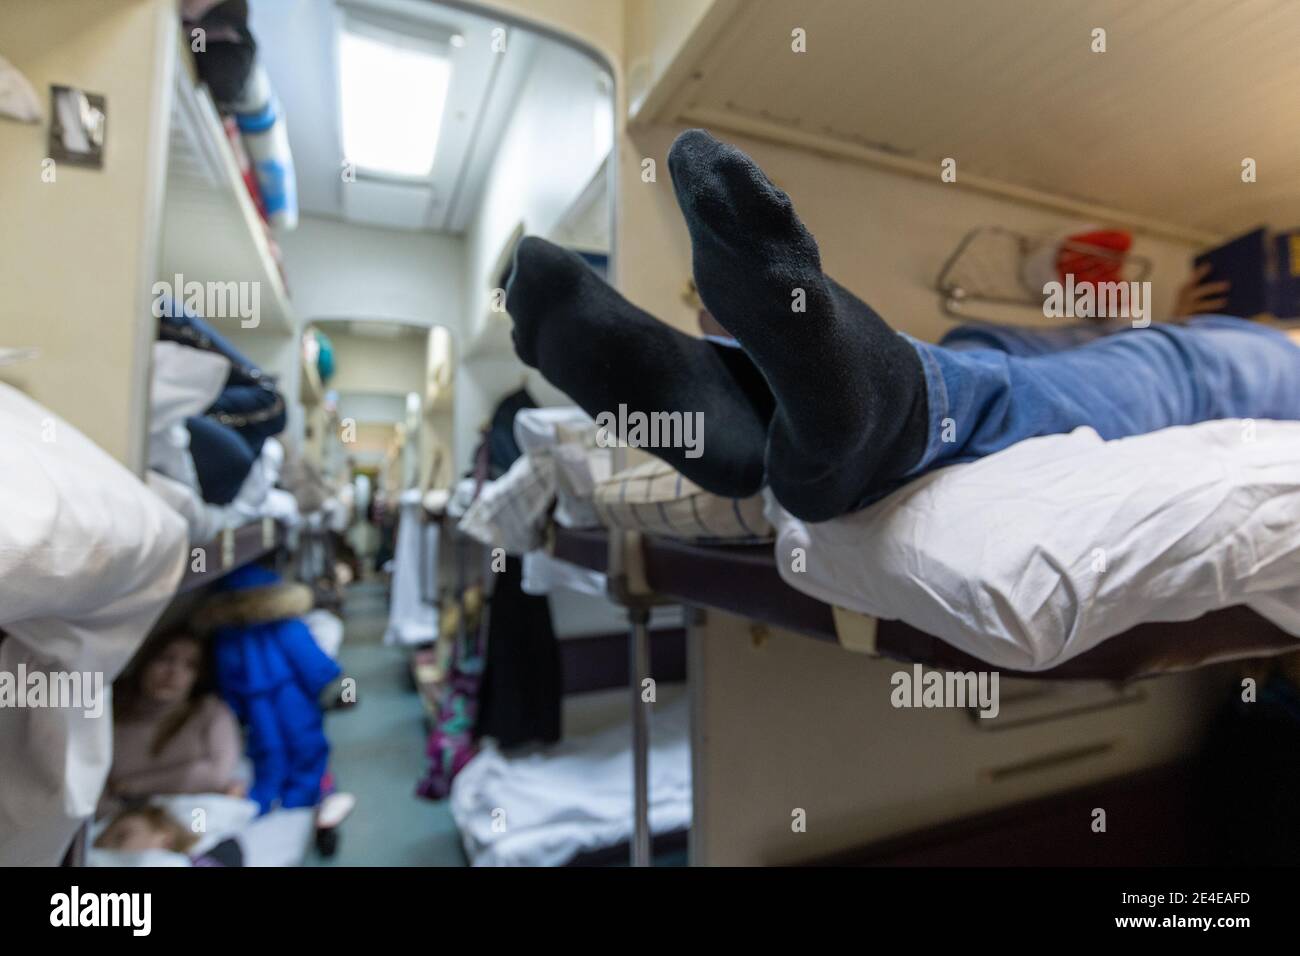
[340,177,435,229]
[656,0,1300,238]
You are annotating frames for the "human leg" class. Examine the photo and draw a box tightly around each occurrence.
[909,316,1300,475]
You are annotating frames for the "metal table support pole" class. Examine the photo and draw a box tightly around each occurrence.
[629,605,652,866]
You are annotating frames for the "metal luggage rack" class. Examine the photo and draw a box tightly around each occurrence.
[935,225,1153,322]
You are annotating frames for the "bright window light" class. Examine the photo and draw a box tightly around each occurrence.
[339,24,451,178]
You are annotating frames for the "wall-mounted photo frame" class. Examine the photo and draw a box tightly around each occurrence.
[48,84,106,168]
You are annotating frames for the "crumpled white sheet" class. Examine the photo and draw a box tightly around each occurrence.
[514,407,608,529]
[767,421,1300,672]
[0,384,188,865]
[451,695,692,866]
[147,438,299,543]
[458,408,607,556]
[385,489,438,646]
[458,452,555,555]
[521,550,607,598]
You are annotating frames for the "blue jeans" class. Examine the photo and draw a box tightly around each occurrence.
[905,316,1300,475]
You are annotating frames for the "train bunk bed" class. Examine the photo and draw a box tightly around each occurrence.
[548,518,1300,866]
[421,492,691,867]
[453,376,1300,865]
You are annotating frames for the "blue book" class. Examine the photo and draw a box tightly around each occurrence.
[1194,227,1270,318]
[1270,231,1300,319]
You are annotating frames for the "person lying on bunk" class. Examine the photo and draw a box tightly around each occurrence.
[503,129,1300,523]
[104,631,244,808]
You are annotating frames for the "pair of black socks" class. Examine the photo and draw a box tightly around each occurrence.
[505,129,929,522]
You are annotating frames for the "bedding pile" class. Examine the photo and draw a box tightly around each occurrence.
[0,384,188,865]
[769,420,1300,672]
[450,695,691,866]
[458,407,610,556]
[147,305,298,541]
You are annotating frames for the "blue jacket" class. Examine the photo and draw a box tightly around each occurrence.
[202,565,340,813]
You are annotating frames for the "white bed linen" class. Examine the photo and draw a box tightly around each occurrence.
[768,421,1300,672]
[514,407,608,529]
[0,384,188,865]
[384,489,438,646]
[451,695,692,866]
[146,438,298,543]
[147,341,230,491]
[522,550,607,598]
[86,795,314,867]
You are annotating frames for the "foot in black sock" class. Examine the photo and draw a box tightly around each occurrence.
[505,235,769,497]
[667,129,930,522]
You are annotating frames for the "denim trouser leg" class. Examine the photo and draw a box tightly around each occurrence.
[906,317,1300,474]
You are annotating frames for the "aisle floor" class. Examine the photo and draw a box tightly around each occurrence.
[307,581,466,867]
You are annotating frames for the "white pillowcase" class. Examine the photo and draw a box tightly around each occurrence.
[0,384,188,865]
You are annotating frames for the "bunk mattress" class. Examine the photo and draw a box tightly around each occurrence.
[770,420,1300,672]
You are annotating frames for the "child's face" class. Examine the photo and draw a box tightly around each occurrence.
[140,638,201,705]
[96,814,173,852]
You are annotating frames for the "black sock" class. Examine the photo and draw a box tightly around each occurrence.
[506,236,768,497]
[667,129,929,522]
[710,338,777,424]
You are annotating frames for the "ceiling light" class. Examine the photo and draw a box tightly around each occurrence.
[349,320,408,338]
[339,21,451,178]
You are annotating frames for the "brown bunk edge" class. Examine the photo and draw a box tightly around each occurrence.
[560,627,687,695]
[175,519,283,595]
[637,535,1300,681]
[551,525,610,573]
[641,538,837,640]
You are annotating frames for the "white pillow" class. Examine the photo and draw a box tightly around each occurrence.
[0,384,188,866]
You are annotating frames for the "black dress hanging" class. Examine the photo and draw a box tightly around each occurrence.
[473,555,562,748]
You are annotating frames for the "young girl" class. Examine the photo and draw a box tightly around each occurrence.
[95,805,243,866]
[108,631,244,801]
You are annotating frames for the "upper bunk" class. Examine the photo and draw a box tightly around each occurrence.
[626,0,1300,246]
[552,526,1299,683]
